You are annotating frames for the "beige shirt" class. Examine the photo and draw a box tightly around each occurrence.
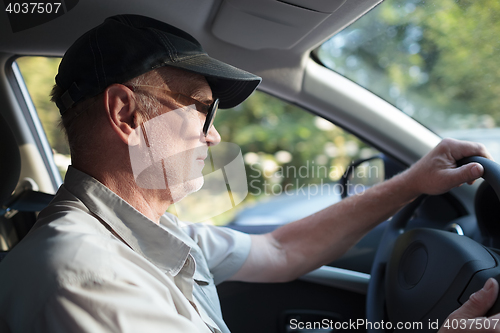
[0,167,251,333]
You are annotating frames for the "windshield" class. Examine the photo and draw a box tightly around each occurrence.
[316,0,500,158]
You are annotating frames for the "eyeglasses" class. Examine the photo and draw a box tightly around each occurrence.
[128,84,219,137]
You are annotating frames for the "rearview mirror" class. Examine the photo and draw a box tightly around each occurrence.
[340,155,385,199]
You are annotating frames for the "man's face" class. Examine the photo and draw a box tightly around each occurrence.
[128,69,220,203]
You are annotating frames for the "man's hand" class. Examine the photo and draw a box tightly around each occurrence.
[438,278,500,332]
[405,138,492,196]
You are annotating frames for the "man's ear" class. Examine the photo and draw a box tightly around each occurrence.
[103,84,138,145]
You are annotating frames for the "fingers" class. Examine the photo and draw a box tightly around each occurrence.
[438,279,500,333]
[452,162,485,186]
[440,138,493,162]
[417,138,491,194]
[467,163,485,185]
[439,138,490,186]
[400,138,491,198]
[459,278,499,319]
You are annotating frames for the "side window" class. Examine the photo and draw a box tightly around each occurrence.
[16,57,70,178]
[207,91,380,226]
[15,56,380,226]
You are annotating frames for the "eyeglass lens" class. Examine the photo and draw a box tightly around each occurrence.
[203,98,219,136]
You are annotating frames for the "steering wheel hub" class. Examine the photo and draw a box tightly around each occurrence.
[399,242,427,289]
[387,229,495,325]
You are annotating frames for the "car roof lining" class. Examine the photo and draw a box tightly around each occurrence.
[0,0,382,98]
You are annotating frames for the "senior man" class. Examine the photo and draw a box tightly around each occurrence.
[0,14,499,333]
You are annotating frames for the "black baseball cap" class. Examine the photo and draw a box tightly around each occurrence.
[55,14,261,114]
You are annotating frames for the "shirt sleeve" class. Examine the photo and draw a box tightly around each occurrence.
[182,223,251,285]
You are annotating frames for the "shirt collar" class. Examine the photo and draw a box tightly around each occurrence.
[62,166,191,276]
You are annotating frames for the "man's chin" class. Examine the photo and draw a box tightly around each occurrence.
[170,177,205,203]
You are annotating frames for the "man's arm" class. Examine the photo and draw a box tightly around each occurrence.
[230,138,491,283]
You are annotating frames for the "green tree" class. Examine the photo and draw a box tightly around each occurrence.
[317,0,500,132]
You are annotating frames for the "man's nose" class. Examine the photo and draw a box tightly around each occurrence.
[205,125,221,146]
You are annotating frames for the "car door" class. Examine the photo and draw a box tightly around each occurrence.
[208,91,394,333]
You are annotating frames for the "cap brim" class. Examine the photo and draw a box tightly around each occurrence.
[167,54,261,109]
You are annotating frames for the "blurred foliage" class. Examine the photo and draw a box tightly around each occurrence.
[16,57,67,154]
[216,92,376,201]
[317,0,500,133]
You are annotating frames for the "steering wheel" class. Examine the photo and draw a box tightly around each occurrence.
[366,156,500,333]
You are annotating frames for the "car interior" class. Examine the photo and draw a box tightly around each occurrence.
[1,0,500,332]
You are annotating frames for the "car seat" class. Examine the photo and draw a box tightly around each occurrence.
[0,112,53,261]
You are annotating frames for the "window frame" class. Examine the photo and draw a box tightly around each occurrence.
[7,56,63,190]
